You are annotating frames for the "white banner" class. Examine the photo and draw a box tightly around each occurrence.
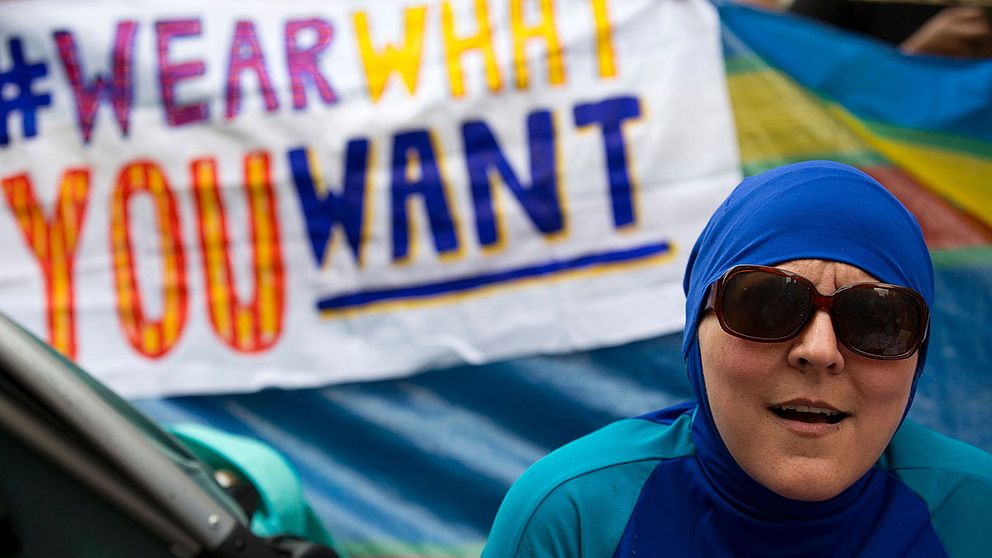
[0,0,739,398]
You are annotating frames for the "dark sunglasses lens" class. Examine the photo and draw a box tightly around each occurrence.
[832,287,924,357]
[722,270,812,339]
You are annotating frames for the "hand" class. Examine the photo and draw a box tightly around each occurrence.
[901,7,992,58]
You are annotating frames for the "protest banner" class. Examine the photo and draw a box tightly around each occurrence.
[0,0,739,397]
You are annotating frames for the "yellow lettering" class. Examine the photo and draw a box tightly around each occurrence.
[190,154,285,353]
[354,6,428,103]
[511,0,565,89]
[442,0,502,97]
[1,170,90,358]
[110,161,188,358]
[589,0,617,78]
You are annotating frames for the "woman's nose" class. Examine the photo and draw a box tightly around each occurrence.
[787,309,845,373]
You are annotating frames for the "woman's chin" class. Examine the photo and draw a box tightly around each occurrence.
[771,481,847,502]
[756,465,857,502]
[737,453,869,502]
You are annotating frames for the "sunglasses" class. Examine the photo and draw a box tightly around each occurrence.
[705,265,929,360]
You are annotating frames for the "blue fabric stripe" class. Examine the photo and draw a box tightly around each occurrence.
[719,2,992,144]
[316,241,671,312]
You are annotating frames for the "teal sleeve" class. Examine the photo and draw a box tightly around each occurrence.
[881,420,992,558]
[483,414,695,558]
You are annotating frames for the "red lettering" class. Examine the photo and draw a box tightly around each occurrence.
[190,152,285,352]
[1,170,91,358]
[110,161,188,357]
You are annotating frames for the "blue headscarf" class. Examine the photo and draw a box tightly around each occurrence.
[683,159,934,514]
[683,159,934,391]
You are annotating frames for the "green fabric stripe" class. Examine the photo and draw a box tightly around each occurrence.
[852,116,992,160]
[742,151,886,177]
[724,53,767,75]
[930,246,992,268]
[725,55,992,160]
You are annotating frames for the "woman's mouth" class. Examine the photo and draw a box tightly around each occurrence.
[771,404,848,425]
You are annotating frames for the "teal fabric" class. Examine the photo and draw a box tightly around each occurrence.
[482,413,695,557]
[484,414,992,557]
[879,420,992,557]
[168,423,342,554]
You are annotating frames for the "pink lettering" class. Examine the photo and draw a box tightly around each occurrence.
[157,19,208,127]
[225,20,279,119]
[285,19,337,110]
[53,22,138,143]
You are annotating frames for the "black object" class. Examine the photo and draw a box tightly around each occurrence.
[268,536,340,558]
[789,0,943,45]
[0,511,20,558]
[214,469,262,521]
[0,313,339,558]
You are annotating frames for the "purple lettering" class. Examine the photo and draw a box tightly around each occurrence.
[285,19,337,110]
[157,19,208,127]
[225,20,279,119]
[53,22,137,143]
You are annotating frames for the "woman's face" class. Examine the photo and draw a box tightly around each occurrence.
[698,259,918,501]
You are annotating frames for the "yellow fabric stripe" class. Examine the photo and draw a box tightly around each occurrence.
[727,63,992,230]
[831,108,992,229]
[725,69,882,174]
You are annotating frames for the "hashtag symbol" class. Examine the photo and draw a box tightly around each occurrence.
[0,37,52,146]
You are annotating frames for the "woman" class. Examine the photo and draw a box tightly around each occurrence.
[482,161,992,557]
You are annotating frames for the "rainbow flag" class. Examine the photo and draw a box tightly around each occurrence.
[721,2,992,250]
